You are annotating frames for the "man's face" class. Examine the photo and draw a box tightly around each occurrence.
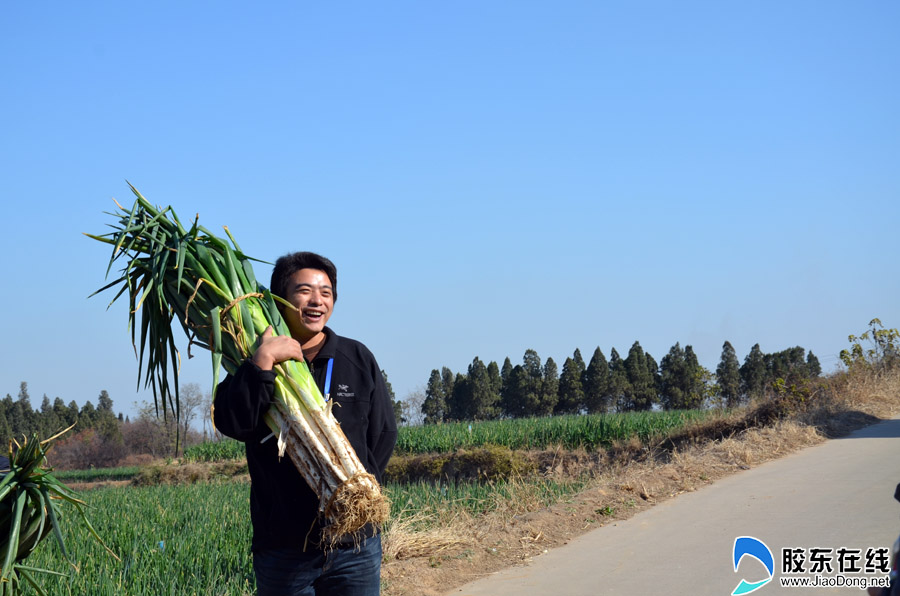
[282,268,334,342]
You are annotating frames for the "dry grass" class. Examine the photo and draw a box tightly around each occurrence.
[383,511,474,561]
[381,368,900,596]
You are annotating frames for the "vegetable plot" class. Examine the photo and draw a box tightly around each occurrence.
[87,184,388,542]
[0,430,116,595]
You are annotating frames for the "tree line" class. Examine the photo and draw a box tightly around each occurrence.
[421,341,822,424]
[1,383,123,443]
[1,382,210,469]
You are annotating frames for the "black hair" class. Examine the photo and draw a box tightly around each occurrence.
[270,251,338,302]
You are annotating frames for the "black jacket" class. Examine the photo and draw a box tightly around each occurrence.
[212,327,397,552]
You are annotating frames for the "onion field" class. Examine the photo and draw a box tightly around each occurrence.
[22,476,589,594]
[21,408,720,593]
[183,408,721,463]
[24,483,255,595]
[394,409,719,453]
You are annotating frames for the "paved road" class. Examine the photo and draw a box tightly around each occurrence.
[449,416,900,595]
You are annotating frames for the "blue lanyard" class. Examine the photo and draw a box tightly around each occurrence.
[323,358,334,402]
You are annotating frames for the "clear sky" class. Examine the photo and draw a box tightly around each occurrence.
[2,2,898,421]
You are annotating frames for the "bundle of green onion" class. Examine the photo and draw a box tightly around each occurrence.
[87,184,389,541]
[1,429,116,596]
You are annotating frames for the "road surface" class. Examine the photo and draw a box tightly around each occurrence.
[449,416,900,595]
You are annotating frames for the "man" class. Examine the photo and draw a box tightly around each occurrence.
[213,251,397,596]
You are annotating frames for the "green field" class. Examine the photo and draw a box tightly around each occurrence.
[183,409,720,463]
[394,409,718,453]
[21,408,719,593]
[53,466,142,483]
[25,483,255,595]
[22,476,587,594]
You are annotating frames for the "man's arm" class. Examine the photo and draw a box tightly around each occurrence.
[213,326,304,441]
[212,360,276,442]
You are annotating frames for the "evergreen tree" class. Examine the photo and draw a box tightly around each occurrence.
[54,397,75,429]
[645,351,660,401]
[0,395,13,439]
[66,400,80,429]
[17,382,31,410]
[447,372,468,421]
[464,357,498,420]
[660,343,687,410]
[582,347,610,413]
[716,341,742,407]
[80,401,97,429]
[504,351,543,418]
[381,371,403,425]
[538,357,559,416]
[422,369,447,424]
[765,346,808,385]
[740,344,767,400]
[607,348,629,412]
[462,359,483,421]
[807,351,822,378]
[0,409,10,441]
[501,365,526,418]
[512,350,544,417]
[623,341,656,411]
[500,357,513,392]
[556,356,585,414]
[6,394,26,436]
[523,349,542,380]
[17,382,35,435]
[39,395,60,437]
[682,346,704,409]
[499,357,514,414]
[487,361,502,399]
[441,367,455,405]
[572,349,586,374]
[97,390,114,413]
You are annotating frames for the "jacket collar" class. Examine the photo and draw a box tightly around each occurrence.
[310,326,339,363]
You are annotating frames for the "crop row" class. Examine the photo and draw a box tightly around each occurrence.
[183,409,719,462]
[395,409,718,453]
[53,466,142,482]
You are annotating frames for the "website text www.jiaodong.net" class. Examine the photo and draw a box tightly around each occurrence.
[779,574,891,590]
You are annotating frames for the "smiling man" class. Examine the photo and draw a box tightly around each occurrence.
[213,251,398,596]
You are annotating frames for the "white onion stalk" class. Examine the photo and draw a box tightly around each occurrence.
[88,184,389,543]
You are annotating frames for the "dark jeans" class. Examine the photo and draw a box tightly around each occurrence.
[253,535,382,596]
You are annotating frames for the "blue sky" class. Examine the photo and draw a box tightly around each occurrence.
[2,2,898,420]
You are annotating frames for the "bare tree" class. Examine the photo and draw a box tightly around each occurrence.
[179,383,205,441]
[400,386,426,426]
[200,387,220,441]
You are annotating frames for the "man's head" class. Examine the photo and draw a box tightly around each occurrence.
[271,252,337,302]
[270,252,338,342]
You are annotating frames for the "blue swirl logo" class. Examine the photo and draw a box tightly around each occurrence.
[732,536,774,595]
